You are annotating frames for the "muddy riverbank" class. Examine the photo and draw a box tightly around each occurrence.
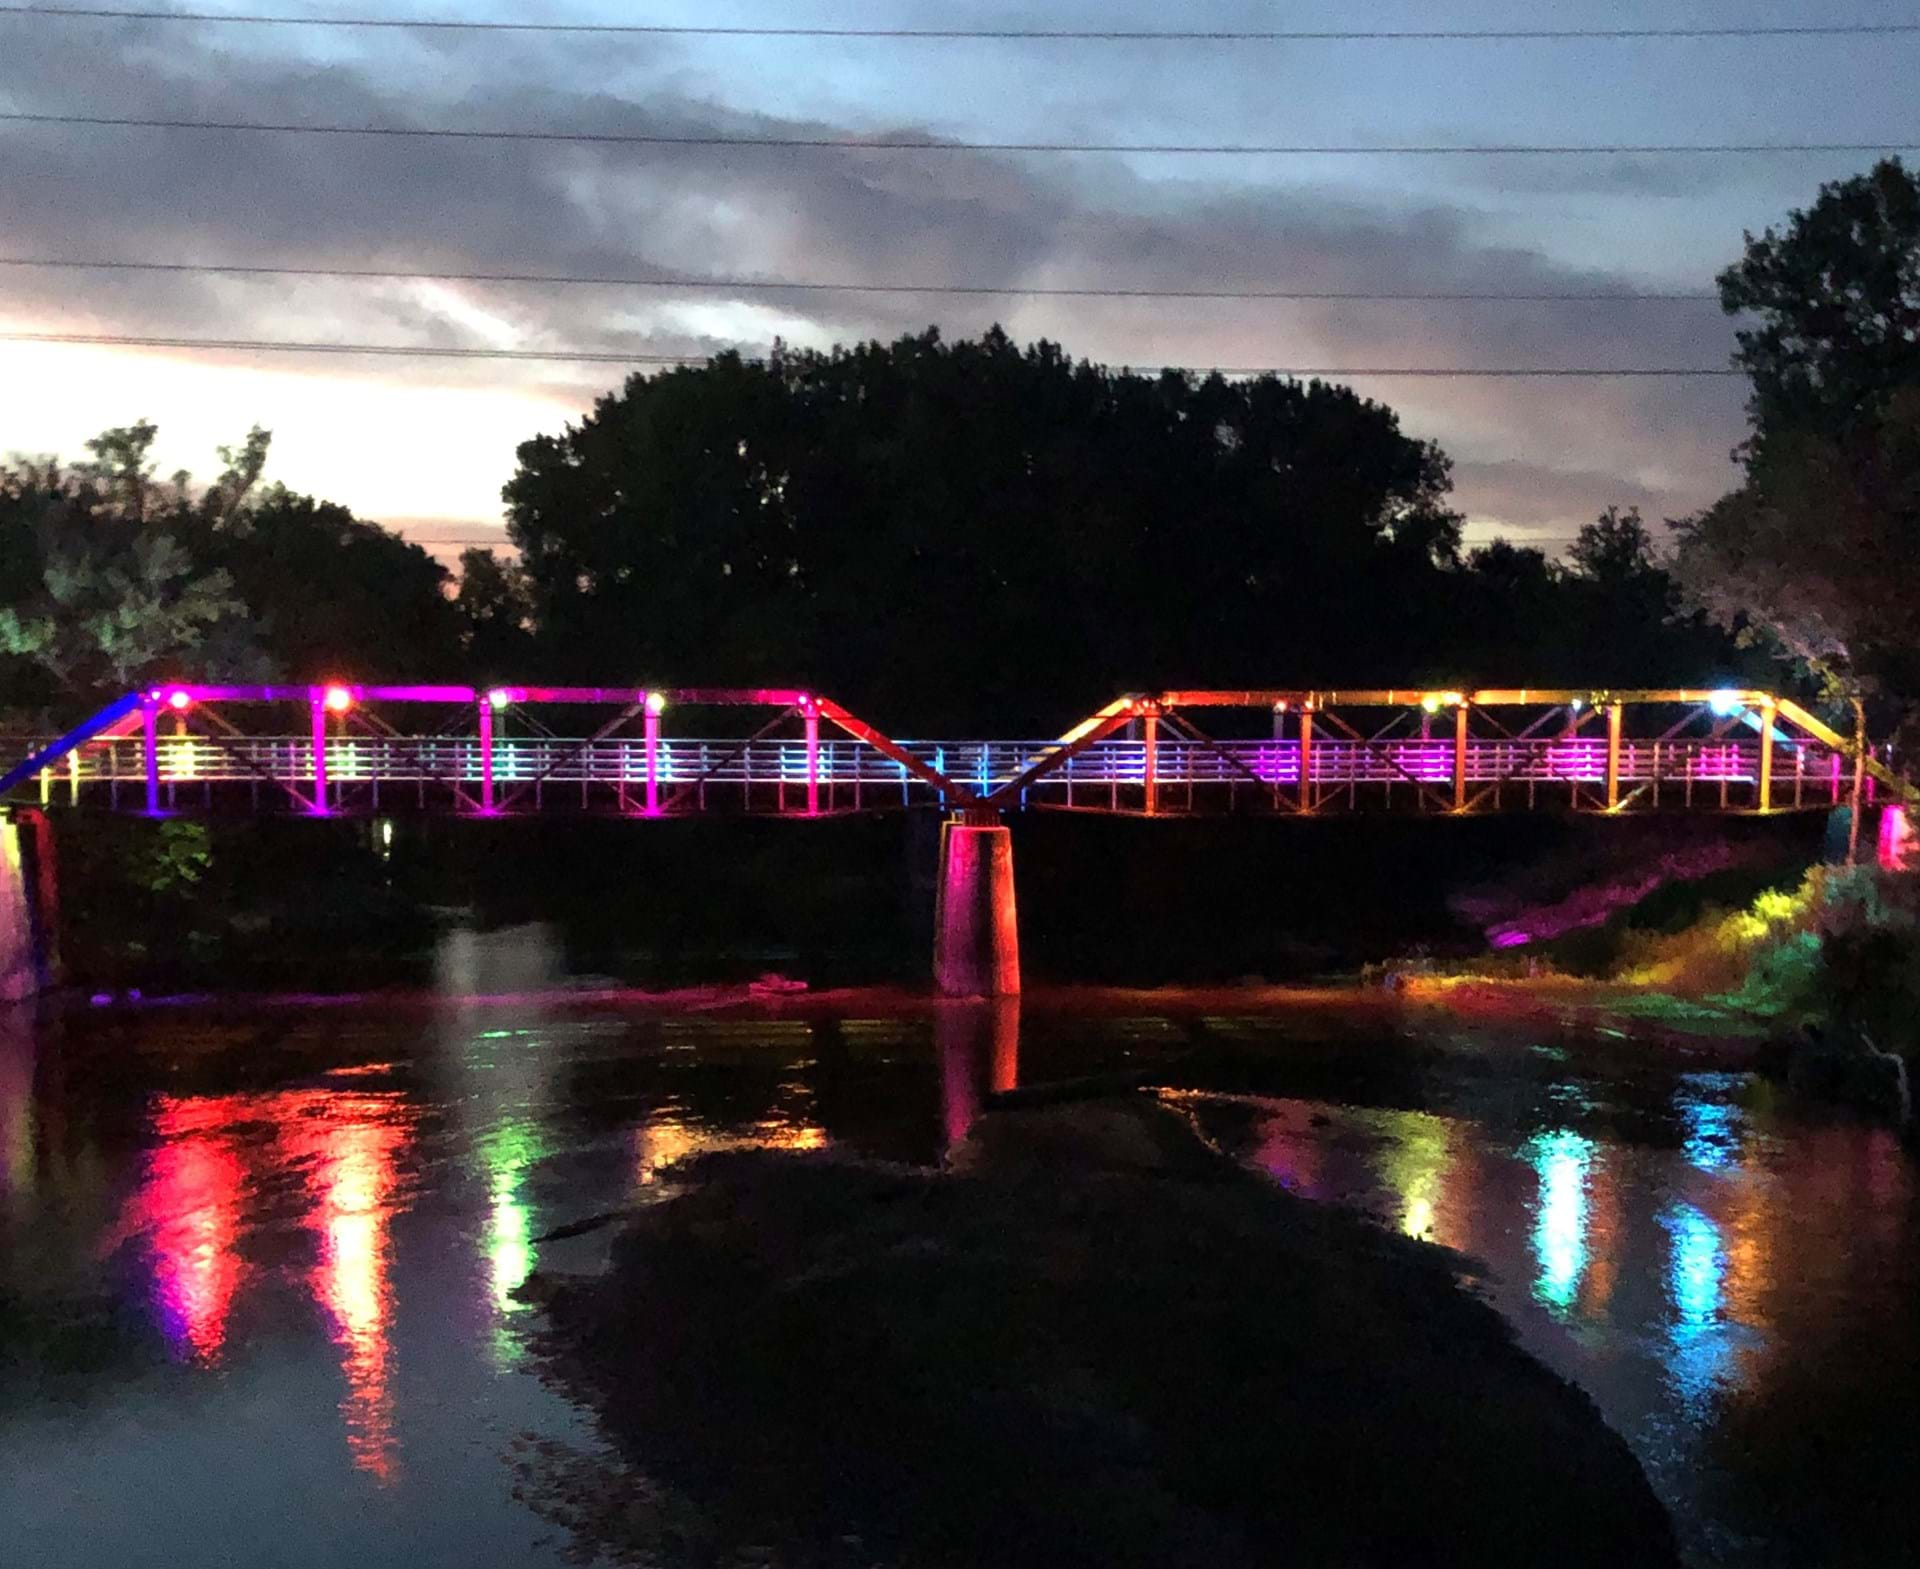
[526,1096,1679,1568]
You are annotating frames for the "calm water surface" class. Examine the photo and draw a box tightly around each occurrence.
[2,927,1914,1567]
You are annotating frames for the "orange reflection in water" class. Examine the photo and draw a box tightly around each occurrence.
[298,1097,409,1485]
[1579,1155,1624,1317]
[634,1117,829,1185]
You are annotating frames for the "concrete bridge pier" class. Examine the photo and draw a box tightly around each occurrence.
[933,816,1020,997]
[0,809,60,1002]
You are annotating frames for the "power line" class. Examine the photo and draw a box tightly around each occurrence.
[5,7,1918,41]
[0,329,1746,374]
[0,255,1723,303]
[4,110,1913,156]
[0,330,699,363]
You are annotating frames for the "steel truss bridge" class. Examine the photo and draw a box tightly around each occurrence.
[2,683,1910,820]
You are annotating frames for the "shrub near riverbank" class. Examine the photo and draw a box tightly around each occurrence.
[1612,864,1920,1056]
[523,1098,1678,1568]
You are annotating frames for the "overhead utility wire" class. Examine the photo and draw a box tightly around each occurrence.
[0,330,1746,374]
[6,111,1912,156]
[410,531,1586,542]
[0,257,1721,302]
[4,7,1918,40]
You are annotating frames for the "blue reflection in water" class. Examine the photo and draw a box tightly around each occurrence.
[1661,1200,1733,1416]
[1526,1129,1595,1314]
[1676,1074,1746,1173]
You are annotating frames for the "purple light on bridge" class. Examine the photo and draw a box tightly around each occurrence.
[1545,742,1606,782]
[1254,744,1300,784]
[1881,805,1916,872]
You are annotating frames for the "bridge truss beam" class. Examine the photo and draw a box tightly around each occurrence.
[2,683,1913,820]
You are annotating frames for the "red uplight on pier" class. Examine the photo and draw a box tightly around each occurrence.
[166,689,192,711]
[322,685,354,715]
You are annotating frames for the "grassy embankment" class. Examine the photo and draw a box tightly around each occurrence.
[1407,861,1920,1065]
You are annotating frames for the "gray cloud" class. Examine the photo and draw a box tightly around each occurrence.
[0,13,1758,535]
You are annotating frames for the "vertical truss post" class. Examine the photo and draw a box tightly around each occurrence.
[1605,701,1623,811]
[1297,707,1314,814]
[804,702,820,817]
[141,696,160,816]
[478,694,495,813]
[310,692,331,816]
[1757,698,1776,813]
[644,702,662,816]
[1143,710,1159,816]
[1452,701,1469,813]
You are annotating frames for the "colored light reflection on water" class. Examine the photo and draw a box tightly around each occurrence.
[633,1116,829,1188]
[1677,1073,1747,1172]
[146,1100,247,1363]
[1661,1201,1734,1418]
[479,1123,540,1367]
[13,973,1917,1569]
[0,1014,34,1213]
[1379,1111,1452,1242]
[1527,1129,1596,1315]
[304,1098,410,1485]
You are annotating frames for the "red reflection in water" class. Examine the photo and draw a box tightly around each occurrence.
[935,1000,1021,1149]
[127,1089,414,1483]
[1249,1109,1323,1198]
[147,1099,247,1363]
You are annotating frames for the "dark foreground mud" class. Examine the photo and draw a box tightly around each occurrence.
[524,1097,1678,1569]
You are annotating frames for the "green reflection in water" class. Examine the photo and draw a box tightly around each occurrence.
[1376,1111,1452,1242]
[478,1122,540,1366]
[1526,1129,1596,1315]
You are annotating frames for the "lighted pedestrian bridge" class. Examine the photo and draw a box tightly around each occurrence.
[0,684,1901,820]
[2,684,1913,1001]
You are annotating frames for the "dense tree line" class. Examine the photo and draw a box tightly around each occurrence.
[501,329,1739,729]
[14,155,1916,738]
[1675,157,1920,753]
[0,421,464,715]
[1,351,1745,732]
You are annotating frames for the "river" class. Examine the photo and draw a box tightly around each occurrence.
[2,925,1914,1567]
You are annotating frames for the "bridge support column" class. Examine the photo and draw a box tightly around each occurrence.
[933,817,1019,997]
[0,809,60,1002]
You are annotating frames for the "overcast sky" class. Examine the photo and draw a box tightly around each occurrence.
[1,0,1914,560]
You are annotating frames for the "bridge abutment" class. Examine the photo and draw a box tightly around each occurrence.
[933,818,1020,997]
[0,809,59,1002]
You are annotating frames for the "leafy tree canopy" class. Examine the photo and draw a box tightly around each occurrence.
[1719,157,1920,451]
[1,421,464,713]
[506,327,1725,728]
[1679,159,1920,749]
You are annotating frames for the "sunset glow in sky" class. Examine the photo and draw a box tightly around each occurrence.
[2,0,1915,557]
